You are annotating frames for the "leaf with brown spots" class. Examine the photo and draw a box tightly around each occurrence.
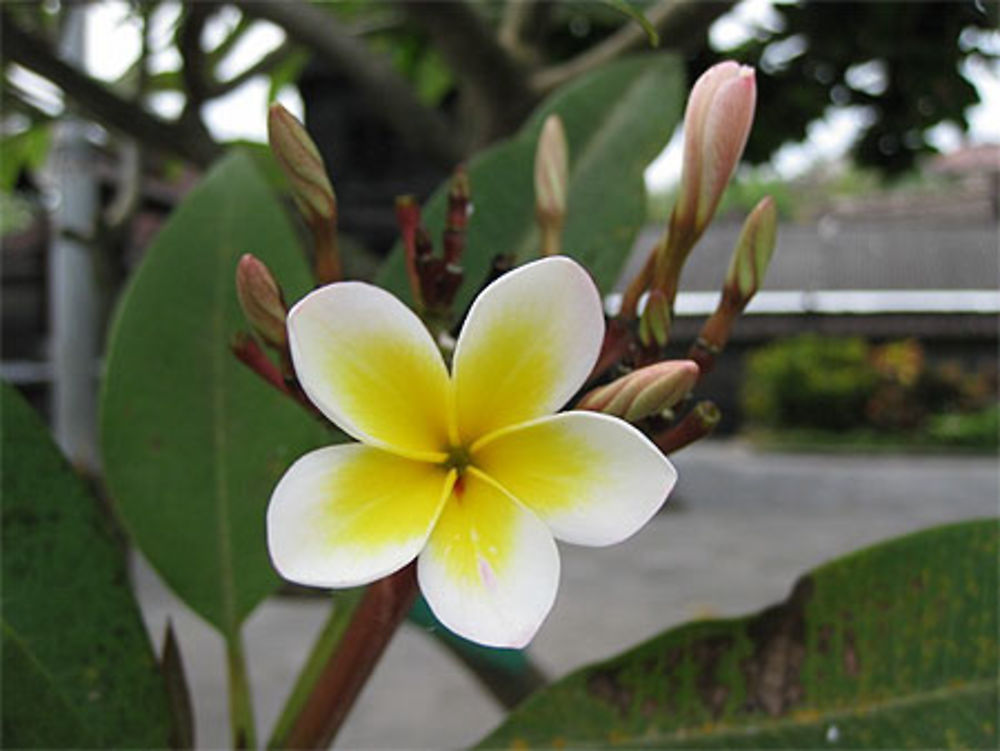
[478,519,998,748]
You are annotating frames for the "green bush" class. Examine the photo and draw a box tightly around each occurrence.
[743,335,878,430]
[926,405,1000,449]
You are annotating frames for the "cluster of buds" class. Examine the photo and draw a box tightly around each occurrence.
[622,62,762,353]
[579,60,777,453]
[395,169,469,323]
[235,61,780,459]
[232,105,346,414]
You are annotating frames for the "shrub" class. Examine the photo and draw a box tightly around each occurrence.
[926,405,1000,449]
[743,335,878,431]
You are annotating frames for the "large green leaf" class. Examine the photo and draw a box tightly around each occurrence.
[1,384,172,748]
[377,53,683,314]
[479,518,999,748]
[101,151,326,637]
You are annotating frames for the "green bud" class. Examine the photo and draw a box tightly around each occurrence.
[268,103,336,224]
[724,196,777,306]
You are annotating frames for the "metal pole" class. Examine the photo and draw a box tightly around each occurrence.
[48,5,100,472]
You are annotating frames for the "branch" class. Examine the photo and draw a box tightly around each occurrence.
[499,0,534,54]
[498,0,553,64]
[234,0,462,167]
[178,3,211,119]
[205,40,297,98]
[399,0,536,144]
[531,0,737,94]
[0,12,219,167]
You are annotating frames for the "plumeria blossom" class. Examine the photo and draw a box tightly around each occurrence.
[268,257,676,648]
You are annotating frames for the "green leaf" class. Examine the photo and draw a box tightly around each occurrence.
[0,125,51,191]
[1,384,172,748]
[376,53,683,314]
[479,518,999,748]
[100,151,326,637]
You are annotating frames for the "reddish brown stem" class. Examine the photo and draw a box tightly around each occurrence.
[620,246,656,320]
[312,221,342,285]
[231,333,321,417]
[280,565,419,749]
[232,333,287,393]
[589,318,631,381]
[443,168,469,264]
[654,400,720,455]
[395,197,424,307]
[688,293,743,379]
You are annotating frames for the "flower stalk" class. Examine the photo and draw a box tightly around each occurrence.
[278,566,419,749]
[395,169,469,323]
[230,333,320,418]
[623,62,756,347]
[654,400,721,455]
[396,195,428,308]
[268,103,341,285]
[226,634,256,750]
[689,196,777,374]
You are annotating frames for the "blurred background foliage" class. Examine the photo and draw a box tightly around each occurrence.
[2,0,996,187]
[743,334,999,449]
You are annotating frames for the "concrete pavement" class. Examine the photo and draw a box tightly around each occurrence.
[132,441,999,749]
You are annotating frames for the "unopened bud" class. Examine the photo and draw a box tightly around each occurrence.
[268,104,337,224]
[577,360,699,423]
[535,115,568,256]
[724,196,777,306]
[535,115,568,220]
[692,196,778,370]
[236,253,287,349]
[673,62,756,243]
[444,168,470,264]
[638,289,671,349]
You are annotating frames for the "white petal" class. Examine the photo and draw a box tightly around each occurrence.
[288,282,451,460]
[451,256,605,444]
[267,444,453,587]
[418,471,560,648]
[473,412,676,546]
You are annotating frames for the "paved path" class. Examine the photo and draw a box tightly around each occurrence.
[133,442,998,749]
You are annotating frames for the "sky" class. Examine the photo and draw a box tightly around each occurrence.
[8,0,1000,190]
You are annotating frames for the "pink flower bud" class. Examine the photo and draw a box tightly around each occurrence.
[236,253,287,349]
[267,103,337,224]
[674,62,756,241]
[577,360,699,423]
[724,195,777,306]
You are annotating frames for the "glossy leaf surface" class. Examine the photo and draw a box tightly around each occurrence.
[1,384,172,748]
[101,151,326,637]
[480,518,998,748]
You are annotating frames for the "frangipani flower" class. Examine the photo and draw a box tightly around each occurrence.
[268,257,676,647]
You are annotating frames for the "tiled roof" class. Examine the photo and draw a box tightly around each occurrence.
[624,218,999,294]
